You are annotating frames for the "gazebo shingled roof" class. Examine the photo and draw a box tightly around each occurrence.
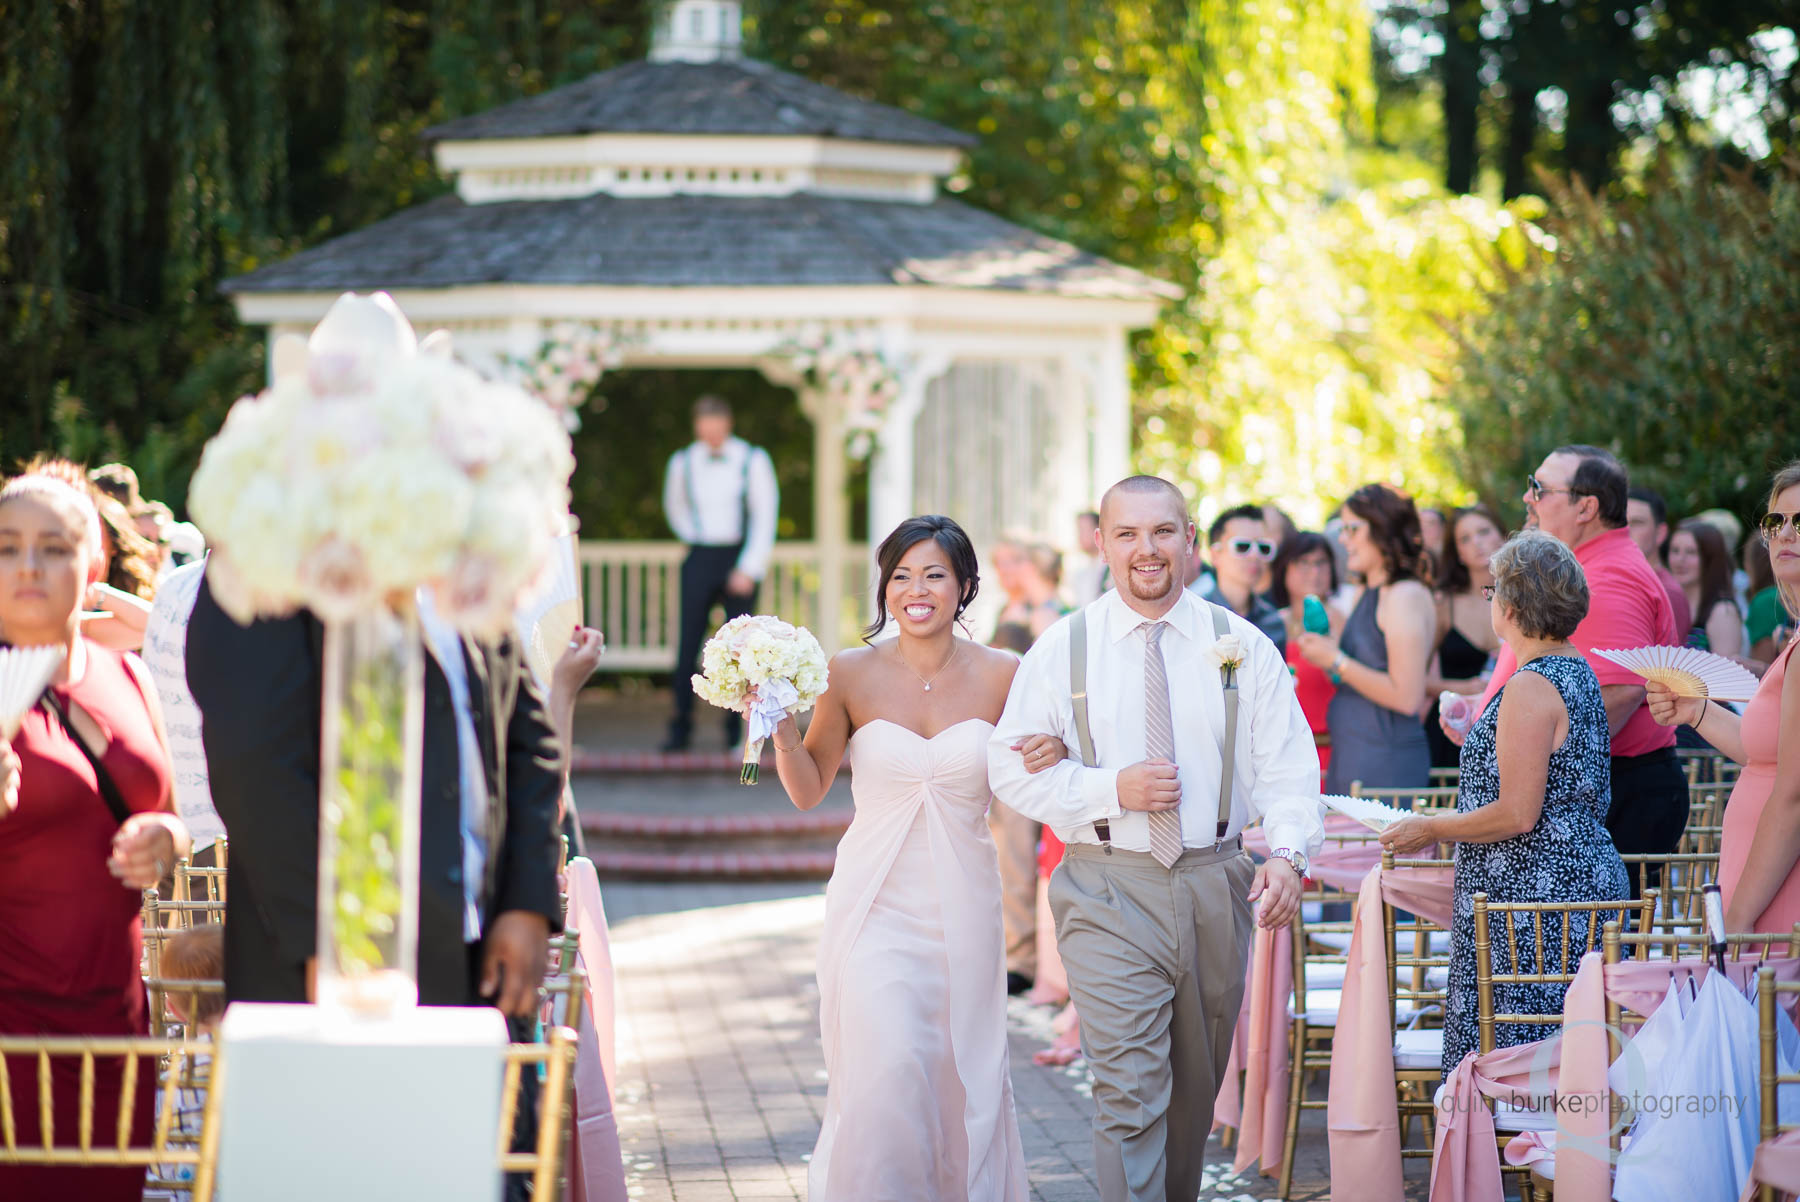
[222,193,1176,299]
[223,0,1177,658]
[422,58,977,149]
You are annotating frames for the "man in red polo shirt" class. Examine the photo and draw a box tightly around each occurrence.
[1455,446,1684,889]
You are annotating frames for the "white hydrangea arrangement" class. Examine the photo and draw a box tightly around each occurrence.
[692,614,829,783]
[188,292,575,635]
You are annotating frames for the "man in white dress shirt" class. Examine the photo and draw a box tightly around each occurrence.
[661,395,779,751]
[989,475,1323,1202]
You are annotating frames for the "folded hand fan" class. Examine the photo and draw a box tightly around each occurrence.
[1322,793,1415,833]
[0,644,67,739]
[1591,646,1759,702]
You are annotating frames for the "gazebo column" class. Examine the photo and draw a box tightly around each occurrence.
[810,388,848,654]
[1094,332,1132,491]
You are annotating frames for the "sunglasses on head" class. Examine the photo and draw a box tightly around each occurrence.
[1763,511,1800,539]
[1227,538,1275,559]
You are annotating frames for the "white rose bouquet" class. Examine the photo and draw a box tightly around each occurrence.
[188,292,574,635]
[692,615,829,784]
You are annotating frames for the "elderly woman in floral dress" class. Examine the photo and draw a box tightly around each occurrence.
[1381,531,1629,1078]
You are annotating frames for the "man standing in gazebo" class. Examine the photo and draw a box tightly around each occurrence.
[662,395,780,752]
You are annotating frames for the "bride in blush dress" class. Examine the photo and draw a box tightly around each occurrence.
[762,515,1063,1201]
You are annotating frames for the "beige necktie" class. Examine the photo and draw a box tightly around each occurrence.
[1141,621,1184,868]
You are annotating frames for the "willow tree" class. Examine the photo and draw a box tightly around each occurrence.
[1130,1,1544,525]
[0,0,645,503]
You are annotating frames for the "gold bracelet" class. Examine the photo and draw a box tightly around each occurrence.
[774,735,803,753]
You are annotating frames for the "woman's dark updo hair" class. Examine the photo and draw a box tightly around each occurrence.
[1343,482,1429,584]
[864,515,980,641]
[1268,531,1340,609]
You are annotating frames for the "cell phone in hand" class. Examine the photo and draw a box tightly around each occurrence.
[1302,595,1331,636]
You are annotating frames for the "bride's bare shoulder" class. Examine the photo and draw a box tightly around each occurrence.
[828,644,883,680]
[961,640,1022,684]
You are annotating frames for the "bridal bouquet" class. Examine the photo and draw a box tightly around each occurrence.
[188,291,575,635]
[692,615,829,783]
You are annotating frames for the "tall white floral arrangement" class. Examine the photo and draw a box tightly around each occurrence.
[189,293,575,634]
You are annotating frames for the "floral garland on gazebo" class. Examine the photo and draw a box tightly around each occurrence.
[505,321,643,429]
[774,328,905,459]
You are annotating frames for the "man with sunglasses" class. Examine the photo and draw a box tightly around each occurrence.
[1194,503,1289,656]
[1455,446,1683,894]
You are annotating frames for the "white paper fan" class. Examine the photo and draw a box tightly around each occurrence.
[1591,645,1760,702]
[1322,793,1415,833]
[517,524,582,687]
[0,645,67,739]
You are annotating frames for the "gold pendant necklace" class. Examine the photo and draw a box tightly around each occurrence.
[898,641,959,692]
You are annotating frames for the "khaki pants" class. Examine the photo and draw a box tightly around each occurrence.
[987,800,1041,978]
[1050,841,1255,1202]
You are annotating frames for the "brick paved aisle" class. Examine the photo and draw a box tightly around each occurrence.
[601,882,1343,1202]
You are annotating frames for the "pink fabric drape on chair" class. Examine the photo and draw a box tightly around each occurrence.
[1221,819,1387,1178]
[1751,1128,1800,1196]
[1430,952,1800,1202]
[562,858,629,1202]
[1323,862,1455,1202]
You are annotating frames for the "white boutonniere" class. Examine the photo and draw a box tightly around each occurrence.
[1212,634,1246,673]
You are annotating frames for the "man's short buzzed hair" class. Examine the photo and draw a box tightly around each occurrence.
[692,395,732,420]
[1099,475,1190,526]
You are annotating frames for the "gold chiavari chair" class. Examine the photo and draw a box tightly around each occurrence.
[1277,831,1380,1200]
[1598,922,1800,1175]
[1618,852,1720,934]
[1757,968,1800,1202]
[499,1025,580,1198]
[1603,922,1800,968]
[1380,852,1455,1163]
[139,892,227,1039]
[1352,782,1462,813]
[1472,891,1657,1200]
[1430,766,1462,788]
[1689,781,1732,830]
[1678,748,1740,788]
[0,1036,223,1199]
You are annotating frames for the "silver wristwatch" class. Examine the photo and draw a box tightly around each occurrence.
[1270,847,1309,879]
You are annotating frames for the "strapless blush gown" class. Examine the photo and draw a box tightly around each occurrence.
[809,718,1029,1202]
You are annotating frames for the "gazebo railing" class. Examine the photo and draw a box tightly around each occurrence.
[578,541,871,671]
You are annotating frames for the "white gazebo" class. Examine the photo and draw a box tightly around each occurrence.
[224,0,1177,664]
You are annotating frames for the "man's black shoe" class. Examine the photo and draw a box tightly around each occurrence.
[660,726,691,754]
[1006,971,1033,997]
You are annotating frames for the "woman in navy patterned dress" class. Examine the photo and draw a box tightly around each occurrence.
[1380,531,1629,1079]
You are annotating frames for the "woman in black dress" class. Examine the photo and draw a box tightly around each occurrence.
[1381,531,1629,1079]
[1426,506,1505,767]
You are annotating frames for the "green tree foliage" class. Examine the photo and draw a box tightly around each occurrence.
[1450,158,1800,527]
[0,0,647,504]
[1380,2,1798,197]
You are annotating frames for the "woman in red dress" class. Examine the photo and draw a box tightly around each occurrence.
[0,471,188,1201]
[1270,532,1344,781]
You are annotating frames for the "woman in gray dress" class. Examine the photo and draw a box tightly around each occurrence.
[1299,483,1436,793]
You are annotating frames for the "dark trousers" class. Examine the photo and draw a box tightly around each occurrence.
[669,543,756,733]
[1605,747,1689,899]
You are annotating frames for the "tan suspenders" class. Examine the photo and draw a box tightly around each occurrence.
[1070,602,1241,855]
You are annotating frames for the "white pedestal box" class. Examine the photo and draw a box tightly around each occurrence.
[217,1002,509,1201]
